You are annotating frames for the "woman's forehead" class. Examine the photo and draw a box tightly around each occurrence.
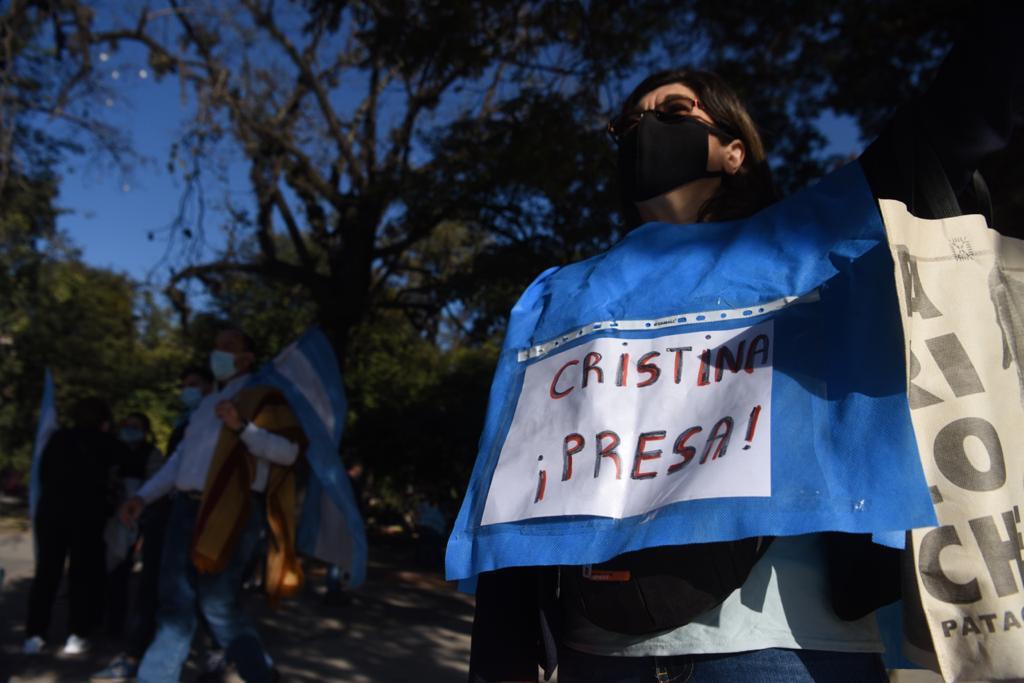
[637,83,698,109]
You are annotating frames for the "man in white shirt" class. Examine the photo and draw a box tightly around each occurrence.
[120,327,303,683]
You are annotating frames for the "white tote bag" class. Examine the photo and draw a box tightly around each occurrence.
[883,196,1024,682]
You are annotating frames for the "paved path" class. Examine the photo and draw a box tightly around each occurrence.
[0,512,474,683]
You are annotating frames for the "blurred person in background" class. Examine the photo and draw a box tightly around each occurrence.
[120,326,306,683]
[104,412,162,639]
[92,366,217,683]
[23,396,129,656]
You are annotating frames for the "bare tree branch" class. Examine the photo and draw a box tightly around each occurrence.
[170,258,328,290]
[241,0,361,187]
[271,188,314,269]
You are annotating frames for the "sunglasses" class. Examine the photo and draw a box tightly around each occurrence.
[607,95,735,143]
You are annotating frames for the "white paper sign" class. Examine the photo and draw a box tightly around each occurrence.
[481,320,774,525]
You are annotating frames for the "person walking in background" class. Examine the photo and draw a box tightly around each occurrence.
[104,412,162,639]
[120,326,307,683]
[167,365,216,457]
[23,397,130,656]
[91,366,217,683]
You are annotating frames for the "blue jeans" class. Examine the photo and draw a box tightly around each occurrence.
[137,495,272,683]
[557,647,888,682]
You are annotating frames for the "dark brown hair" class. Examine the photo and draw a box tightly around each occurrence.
[617,68,777,225]
[179,364,214,384]
[71,397,113,431]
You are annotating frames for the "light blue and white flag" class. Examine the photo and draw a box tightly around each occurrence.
[446,162,937,582]
[29,368,57,522]
[256,329,368,588]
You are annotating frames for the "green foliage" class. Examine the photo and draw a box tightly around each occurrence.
[0,245,189,471]
[1,0,154,474]
[341,309,498,512]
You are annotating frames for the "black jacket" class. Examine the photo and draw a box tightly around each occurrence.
[36,427,131,525]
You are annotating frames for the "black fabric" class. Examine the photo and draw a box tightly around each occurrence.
[860,4,1024,217]
[561,539,770,635]
[118,442,154,481]
[37,428,130,518]
[470,567,544,682]
[25,501,106,639]
[824,532,902,621]
[618,116,723,202]
[25,427,130,640]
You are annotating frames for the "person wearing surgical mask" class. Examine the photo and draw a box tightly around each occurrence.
[167,366,215,460]
[93,367,215,683]
[104,413,161,639]
[118,326,300,683]
[24,397,129,658]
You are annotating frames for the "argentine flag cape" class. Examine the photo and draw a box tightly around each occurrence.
[446,162,936,582]
[29,368,58,523]
[255,329,368,588]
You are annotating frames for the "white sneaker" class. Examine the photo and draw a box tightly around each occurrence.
[22,635,45,655]
[62,633,90,655]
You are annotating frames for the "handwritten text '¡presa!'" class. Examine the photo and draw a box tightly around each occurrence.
[547,333,771,399]
[532,405,764,504]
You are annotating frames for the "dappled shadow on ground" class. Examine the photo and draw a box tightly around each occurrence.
[0,532,472,682]
[254,537,473,683]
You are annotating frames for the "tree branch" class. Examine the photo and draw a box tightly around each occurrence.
[271,188,314,269]
[242,0,361,187]
[170,258,328,290]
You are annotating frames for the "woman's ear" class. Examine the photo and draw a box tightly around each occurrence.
[724,138,746,175]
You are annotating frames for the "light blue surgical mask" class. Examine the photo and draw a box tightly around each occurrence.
[119,427,144,445]
[209,350,237,381]
[180,386,204,409]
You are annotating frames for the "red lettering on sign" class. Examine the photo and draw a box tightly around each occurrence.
[745,334,770,373]
[549,359,578,399]
[667,346,691,384]
[697,349,711,386]
[668,426,702,474]
[631,431,666,480]
[715,341,746,382]
[583,352,604,387]
[563,433,585,481]
[595,430,622,480]
[616,353,630,387]
[700,416,734,463]
[636,352,661,388]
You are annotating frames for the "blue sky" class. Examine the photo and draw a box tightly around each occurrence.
[56,42,863,286]
[56,42,238,285]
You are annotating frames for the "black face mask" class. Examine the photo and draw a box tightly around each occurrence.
[617,115,727,203]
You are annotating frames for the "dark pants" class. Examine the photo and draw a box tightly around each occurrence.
[25,502,106,640]
[558,647,889,683]
[106,554,133,637]
[137,495,271,683]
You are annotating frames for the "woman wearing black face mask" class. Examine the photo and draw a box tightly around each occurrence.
[468,6,1024,683]
[612,70,776,229]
